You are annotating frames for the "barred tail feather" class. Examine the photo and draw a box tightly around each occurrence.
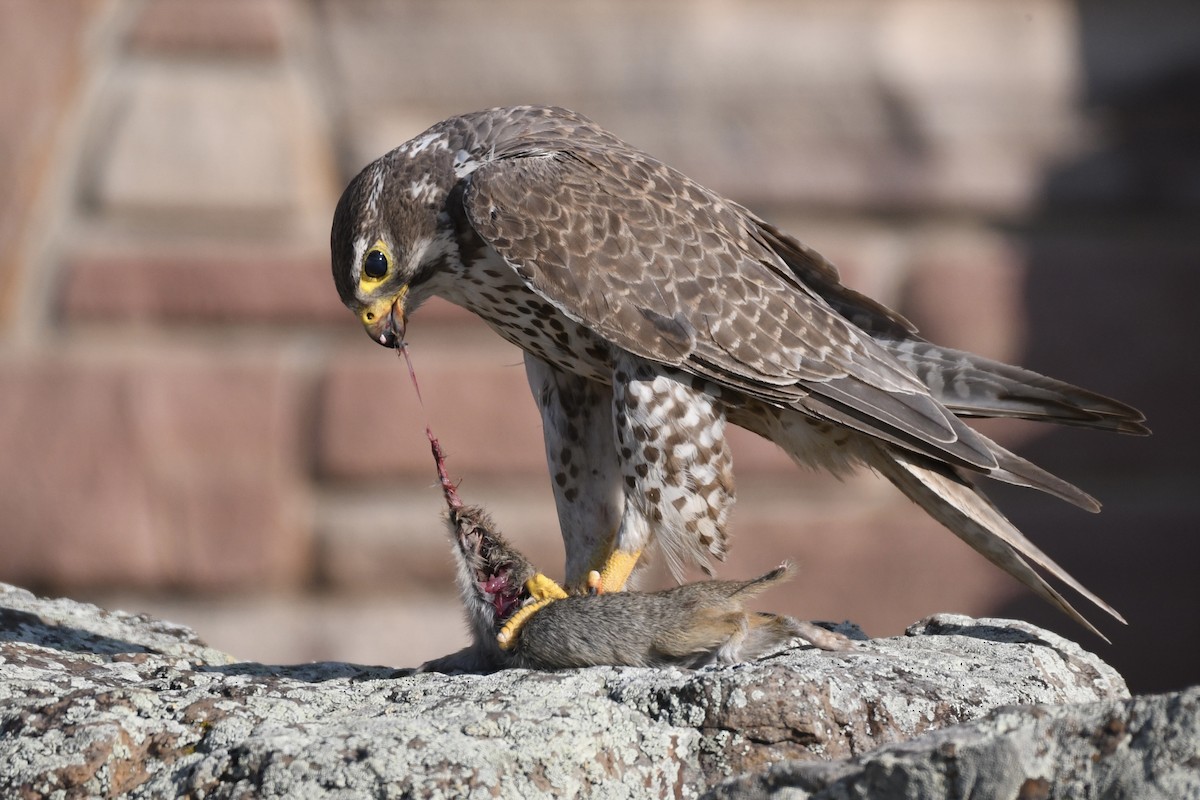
[976,430,1102,512]
[872,447,1125,641]
[880,340,1150,436]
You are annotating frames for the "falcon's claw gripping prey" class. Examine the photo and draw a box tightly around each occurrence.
[403,345,850,672]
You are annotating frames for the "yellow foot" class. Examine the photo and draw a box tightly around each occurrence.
[496,572,568,651]
[526,573,568,602]
[587,548,643,595]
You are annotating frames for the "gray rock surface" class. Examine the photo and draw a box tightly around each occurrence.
[0,583,1145,799]
[706,688,1200,800]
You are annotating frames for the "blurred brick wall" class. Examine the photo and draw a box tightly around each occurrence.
[0,0,1194,692]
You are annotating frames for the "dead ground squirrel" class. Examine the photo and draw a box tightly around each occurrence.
[419,434,851,673]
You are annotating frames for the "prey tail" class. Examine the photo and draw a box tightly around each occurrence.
[728,562,796,598]
[719,564,856,658]
[872,447,1125,641]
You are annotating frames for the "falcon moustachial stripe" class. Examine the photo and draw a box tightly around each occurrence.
[330,105,1147,645]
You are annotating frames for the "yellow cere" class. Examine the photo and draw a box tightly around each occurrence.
[359,285,406,326]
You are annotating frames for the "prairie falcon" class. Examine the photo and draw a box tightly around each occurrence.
[330,105,1146,639]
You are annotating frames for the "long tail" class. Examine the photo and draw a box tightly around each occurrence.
[880,339,1149,436]
[871,446,1125,640]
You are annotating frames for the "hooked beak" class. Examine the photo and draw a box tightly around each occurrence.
[360,288,407,348]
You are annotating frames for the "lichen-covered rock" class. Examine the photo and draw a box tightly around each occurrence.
[705,688,1200,800]
[0,584,1131,798]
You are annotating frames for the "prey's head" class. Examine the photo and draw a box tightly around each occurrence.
[428,431,538,636]
[330,130,465,348]
[448,504,538,633]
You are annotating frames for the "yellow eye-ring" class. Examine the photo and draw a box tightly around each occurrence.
[361,240,392,282]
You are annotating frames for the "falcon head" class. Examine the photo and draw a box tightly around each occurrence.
[329,134,463,348]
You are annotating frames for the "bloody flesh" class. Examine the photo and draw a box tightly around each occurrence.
[401,343,522,621]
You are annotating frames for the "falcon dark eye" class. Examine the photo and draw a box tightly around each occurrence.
[363,249,388,279]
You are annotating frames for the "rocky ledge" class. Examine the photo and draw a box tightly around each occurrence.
[0,582,1194,799]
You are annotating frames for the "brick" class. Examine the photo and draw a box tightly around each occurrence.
[129,0,287,55]
[61,243,346,324]
[901,225,1028,362]
[324,0,1083,212]
[91,591,471,669]
[0,354,310,592]
[317,328,550,481]
[0,363,159,590]
[877,0,1077,96]
[868,0,1083,212]
[314,484,563,594]
[0,2,95,323]
[89,65,330,224]
[758,213,913,308]
[322,0,874,116]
